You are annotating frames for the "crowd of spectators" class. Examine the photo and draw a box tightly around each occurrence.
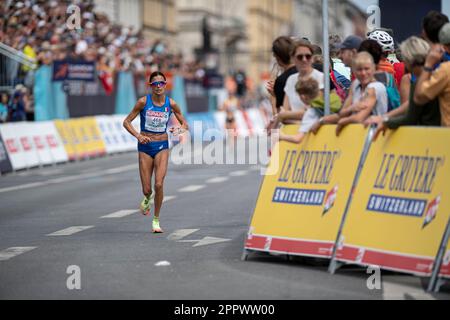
[266,10,450,144]
[0,0,210,123]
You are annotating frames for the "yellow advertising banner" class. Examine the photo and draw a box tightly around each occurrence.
[67,118,88,159]
[336,127,450,276]
[78,117,106,157]
[54,119,78,160]
[245,124,369,258]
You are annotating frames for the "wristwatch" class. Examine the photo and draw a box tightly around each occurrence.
[423,65,434,72]
[319,117,324,125]
[382,115,389,123]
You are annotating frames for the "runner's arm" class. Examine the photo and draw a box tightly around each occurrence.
[123,96,147,141]
[170,99,189,132]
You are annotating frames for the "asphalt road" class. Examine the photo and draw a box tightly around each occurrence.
[0,141,449,300]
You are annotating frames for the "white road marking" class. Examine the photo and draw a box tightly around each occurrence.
[155,261,171,266]
[47,226,94,236]
[206,176,229,184]
[229,170,248,177]
[0,247,37,261]
[178,185,205,192]
[382,277,436,300]
[100,209,137,219]
[163,195,177,203]
[0,164,138,194]
[167,229,199,241]
[178,236,231,247]
[0,181,47,193]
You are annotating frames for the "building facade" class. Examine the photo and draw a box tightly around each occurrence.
[176,0,294,84]
[94,0,177,42]
[292,0,367,45]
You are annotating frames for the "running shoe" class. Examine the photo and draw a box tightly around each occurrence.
[152,218,163,233]
[140,189,155,216]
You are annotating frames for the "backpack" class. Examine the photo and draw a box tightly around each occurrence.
[375,72,400,111]
[330,70,349,104]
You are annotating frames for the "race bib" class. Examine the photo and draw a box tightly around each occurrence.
[145,110,169,133]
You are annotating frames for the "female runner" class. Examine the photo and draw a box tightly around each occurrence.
[123,71,188,233]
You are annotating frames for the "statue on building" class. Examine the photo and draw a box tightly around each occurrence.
[202,16,212,52]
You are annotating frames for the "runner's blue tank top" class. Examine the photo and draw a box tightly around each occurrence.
[140,95,172,134]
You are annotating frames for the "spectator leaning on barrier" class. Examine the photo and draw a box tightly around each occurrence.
[311,52,387,136]
[358,39,401,112]
[277,78,320,144]
[414,22,450,127]
[368,36,441,140]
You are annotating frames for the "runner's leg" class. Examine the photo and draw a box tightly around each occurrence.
[139,151,154,198]
[153,149,169,219]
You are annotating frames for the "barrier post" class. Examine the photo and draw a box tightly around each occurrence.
[322,0,330,116]
[428,216,450,292]
[328,126,375,274]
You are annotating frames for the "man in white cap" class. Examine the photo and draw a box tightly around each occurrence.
[414,22,450,127]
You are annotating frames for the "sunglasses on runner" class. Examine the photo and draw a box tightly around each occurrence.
[295,54,312,61]
[149,81,167,88]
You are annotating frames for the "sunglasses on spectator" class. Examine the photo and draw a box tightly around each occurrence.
[149,81,167,88]
[295,54,312,61]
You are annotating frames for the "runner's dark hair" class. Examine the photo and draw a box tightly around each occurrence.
[149,71,166,82]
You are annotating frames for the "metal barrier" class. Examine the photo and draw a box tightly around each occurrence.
[0,42,37,92]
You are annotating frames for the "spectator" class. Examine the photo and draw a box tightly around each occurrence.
[367,30,396,76]
[329,34,351,81]
[281,40,324,118]
[368,36,440,140]
[311,52,387,136]
[0,93,9,123]
[422,10,450,65]
[234,69,247,99]
[414,22,450,127]
[311,44,323,66]
[278,78,320,144]
[8,91,26,122]
[422,11,449,45]
[337,35,363,72]
[358,39,401,111]
[329,35,352,102]
[367,29,406,87]
[266,36,297,115]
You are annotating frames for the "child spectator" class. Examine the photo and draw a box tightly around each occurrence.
[278,78,320,144]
